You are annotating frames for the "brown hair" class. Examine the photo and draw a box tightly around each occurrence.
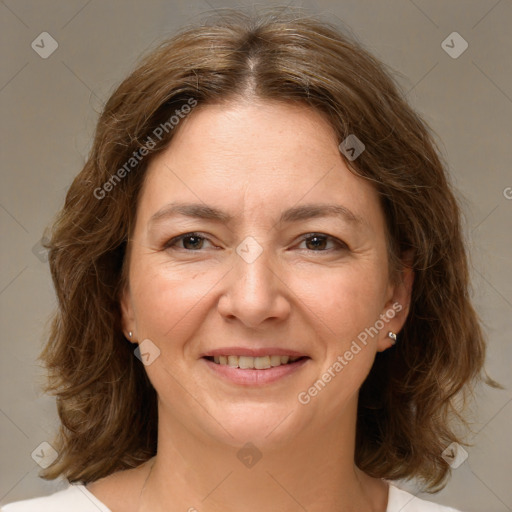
[41,8,491,491]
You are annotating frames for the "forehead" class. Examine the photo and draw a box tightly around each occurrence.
[151,100,341,178]
[138,100,383,228]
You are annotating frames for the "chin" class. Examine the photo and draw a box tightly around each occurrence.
[201,401,307,449]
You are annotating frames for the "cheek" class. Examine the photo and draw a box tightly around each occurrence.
[291,261,389,341]
[129,258,222,346]
[290,262,388,405]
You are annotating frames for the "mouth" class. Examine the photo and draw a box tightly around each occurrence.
[203,354,307,369]
[201,349,310,386]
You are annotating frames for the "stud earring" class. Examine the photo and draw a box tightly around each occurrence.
[128,331,133,339]
[387,331,397,345]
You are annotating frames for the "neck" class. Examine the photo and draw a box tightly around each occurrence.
[139,398,388,512]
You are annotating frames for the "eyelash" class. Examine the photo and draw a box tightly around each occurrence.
[163,232,348,252]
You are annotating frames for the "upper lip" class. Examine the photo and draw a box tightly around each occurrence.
[201,347,308,358]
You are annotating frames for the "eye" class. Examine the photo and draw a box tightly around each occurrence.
[297,233,347,251]
[164,232,214,251]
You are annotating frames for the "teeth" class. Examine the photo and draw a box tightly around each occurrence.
[238,356,254,369]
[210,355,302,369]
[254,356,271,369]
[270,355,282,367]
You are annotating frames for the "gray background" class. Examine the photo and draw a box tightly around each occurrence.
[1,0,511,510]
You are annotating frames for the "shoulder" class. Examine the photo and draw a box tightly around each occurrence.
[387,483,463,512]
[1,484,111,512]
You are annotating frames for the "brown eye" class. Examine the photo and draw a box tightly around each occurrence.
[181,235,205,250]
[164,233,213,251]
[305,235,328,250]
[298,233,347,252]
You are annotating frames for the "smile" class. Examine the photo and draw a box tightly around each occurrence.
[202,353,310,386]
[205,355,304,369]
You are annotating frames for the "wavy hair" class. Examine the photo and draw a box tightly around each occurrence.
[40,8,491,491]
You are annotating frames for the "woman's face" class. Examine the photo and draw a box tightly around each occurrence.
[121,99,410,448]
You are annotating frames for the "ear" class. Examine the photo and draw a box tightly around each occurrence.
[377,252,414,352]
[120,282,137,344]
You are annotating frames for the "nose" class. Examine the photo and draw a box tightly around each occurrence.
[217,246,291,329]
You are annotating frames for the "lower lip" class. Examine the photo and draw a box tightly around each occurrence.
[203,357,309,386]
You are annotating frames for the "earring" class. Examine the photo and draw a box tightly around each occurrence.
[128,331,133,339]
[387,331,397,345]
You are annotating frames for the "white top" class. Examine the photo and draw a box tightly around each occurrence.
[1,483,462,511]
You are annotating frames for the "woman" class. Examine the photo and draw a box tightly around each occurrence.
[3,9,490,512]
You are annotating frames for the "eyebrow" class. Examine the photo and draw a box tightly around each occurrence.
[149,202,364,226]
